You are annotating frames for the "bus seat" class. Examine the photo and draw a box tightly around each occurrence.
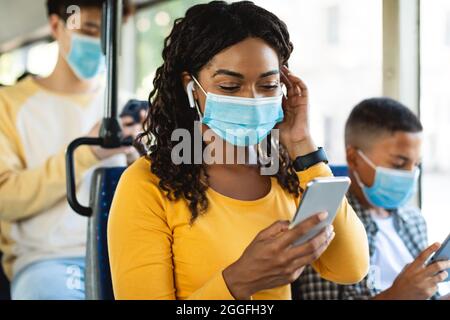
[0,252,11,300]
[329,165,349,177]
[85,166,126,300]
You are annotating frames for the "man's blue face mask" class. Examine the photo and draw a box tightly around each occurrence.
[64,33,106,80]
[189,76,284,147]
[353,149,420,209]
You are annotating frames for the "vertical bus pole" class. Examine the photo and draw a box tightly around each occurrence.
[100,0,124,148]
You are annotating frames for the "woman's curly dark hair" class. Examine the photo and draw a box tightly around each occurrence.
[138,1,300,222]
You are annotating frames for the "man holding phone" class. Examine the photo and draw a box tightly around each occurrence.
[295,98,450,300]
[119,99,150,164]
[0,0,134,300]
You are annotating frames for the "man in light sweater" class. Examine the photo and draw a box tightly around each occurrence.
[0,0,134,299]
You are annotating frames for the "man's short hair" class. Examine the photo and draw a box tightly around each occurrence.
[46,0,134,21]
[345,97,423,150]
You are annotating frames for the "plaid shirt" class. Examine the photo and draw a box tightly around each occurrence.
[294,192,429,300]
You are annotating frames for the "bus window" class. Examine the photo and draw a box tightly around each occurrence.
[0,47,28,85]
[0,41,57,86]
[248,0,383,164]
[420,0,450,295]
[134,0,206,99]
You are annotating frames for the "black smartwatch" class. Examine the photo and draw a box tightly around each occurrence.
[293,147,328,172]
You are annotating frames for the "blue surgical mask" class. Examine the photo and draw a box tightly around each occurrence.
[353,150,420,209]
[64,33,106,80]
[191,76,284,146]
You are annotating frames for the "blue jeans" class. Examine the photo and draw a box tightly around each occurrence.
[11,257,85,300]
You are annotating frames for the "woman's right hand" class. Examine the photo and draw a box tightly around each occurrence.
[222,212,335,299]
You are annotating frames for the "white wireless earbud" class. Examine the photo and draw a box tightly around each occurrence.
[186,78,204,121]
[186,80,196,109]
[281,83,288,99]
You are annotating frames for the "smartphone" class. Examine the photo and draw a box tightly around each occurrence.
[428,233,450,282]
[290,177,351,246]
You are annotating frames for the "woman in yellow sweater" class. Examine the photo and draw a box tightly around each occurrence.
[108,1,369,300]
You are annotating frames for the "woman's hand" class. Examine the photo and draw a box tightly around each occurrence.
[277,65,317,160]
[222,212,335,300]
[376,243,450,300]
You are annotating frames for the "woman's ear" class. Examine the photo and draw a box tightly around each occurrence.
[181,72,191,91]
[181,72,196,92]
[181,72,199,108]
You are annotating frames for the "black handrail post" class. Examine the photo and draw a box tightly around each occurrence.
[66,137,103,216]
[100,0,123,148]
[66,0,130,217]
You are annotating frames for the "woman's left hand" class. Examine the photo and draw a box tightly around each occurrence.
[277,65,317,160]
